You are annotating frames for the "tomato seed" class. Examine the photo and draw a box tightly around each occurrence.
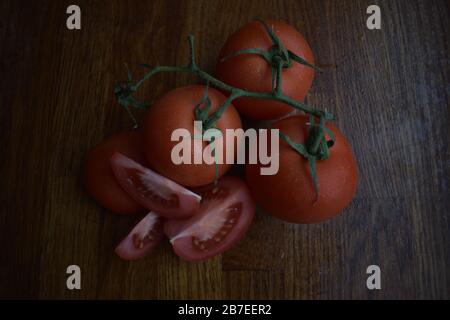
[227,207,239,213]
[132,234,141,248]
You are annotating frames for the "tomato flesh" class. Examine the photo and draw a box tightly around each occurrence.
[115,212,164,260]
[165,177,255,261]
[110,152,201,219]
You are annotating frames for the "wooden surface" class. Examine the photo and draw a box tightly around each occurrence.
[0,0,449,299]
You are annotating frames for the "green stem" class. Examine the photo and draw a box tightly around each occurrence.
[274,57,283,95]
[188,35,197,68]
[116,35,334,121]
[134,65,190,90]
[204,91,243,130]
[308,117,325,155]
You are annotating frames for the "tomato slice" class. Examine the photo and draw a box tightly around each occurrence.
[164,218,186,240]
[115,212,164,260]
[110,152,201,219]
[165,177,255,261]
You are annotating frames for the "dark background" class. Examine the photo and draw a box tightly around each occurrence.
[0,0,449,299]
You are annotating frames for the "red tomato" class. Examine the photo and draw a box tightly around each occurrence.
[83,131,144,215]
[246,115,358,223]
[110,152,201,219]
[164,177,255,261]
[216,20,316,120]
[142,85,242,187]
[115,212,165,260]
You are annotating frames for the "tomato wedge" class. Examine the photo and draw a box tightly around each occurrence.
[165,177,255,261]
[110,152,201,219]
[115,212,164,260]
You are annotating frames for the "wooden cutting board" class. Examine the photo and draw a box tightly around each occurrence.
[0,0,448,299]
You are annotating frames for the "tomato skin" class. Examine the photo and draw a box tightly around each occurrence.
[143,85,242,187]
[166,177,255,262]
[83,131,145,215]
[216,20,315,120]
[245,115,358,223]
[163,217,185,240]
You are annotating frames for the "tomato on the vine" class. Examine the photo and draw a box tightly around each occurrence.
[216,20,316,120]
[83,131,145,215]
[165,177,255,261]
[143,85,242,187]
[246,115,358,223]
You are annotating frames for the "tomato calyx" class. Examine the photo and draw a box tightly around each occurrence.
[256,18,322,72]
[192,82,220,131]
[219,19,321,71]
[219,19,322,95]
[279,115,336,199]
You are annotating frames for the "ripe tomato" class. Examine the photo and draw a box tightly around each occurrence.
[143,85,242,187]
[216,20,316,120]
[115,211,165,260]
[110,152,201,219]
[83,131,145,215]
[164,177,255,261]
[246,115,358,223]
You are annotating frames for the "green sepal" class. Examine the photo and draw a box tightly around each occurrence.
[255,18,290,63]
[279,131,320,196]
[194,82,212,123]
[288,50,323,73]
[220,48,272,64]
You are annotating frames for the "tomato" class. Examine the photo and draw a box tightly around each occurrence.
[215,20,316,120]
[142,85,242,187]
[110,152,201,219]
[83,131,145,215]
[246,115,358,223]
[164,177,255,261]
[115,212,165,260]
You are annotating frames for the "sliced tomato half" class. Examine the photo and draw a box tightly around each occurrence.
[165,177,256,262]
[115,211,164,260]
[110,152,201,219]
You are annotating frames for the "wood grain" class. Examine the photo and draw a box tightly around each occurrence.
[0,0,449,299]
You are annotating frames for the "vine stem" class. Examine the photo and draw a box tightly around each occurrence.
[122,35,334,124]
[308,117,326,155]
[274,57,284,96]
